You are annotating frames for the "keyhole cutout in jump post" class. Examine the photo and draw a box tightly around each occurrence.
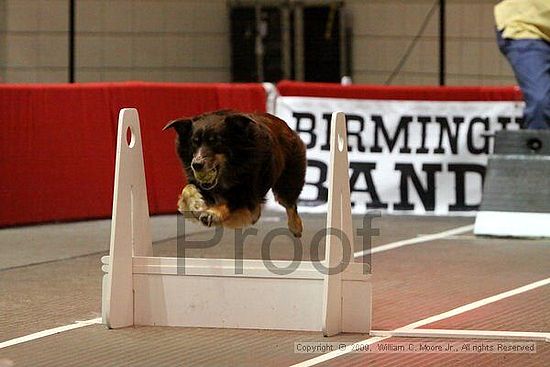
[337,134,345,152]
[126,126,135,148]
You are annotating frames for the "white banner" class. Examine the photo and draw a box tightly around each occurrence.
[271,96,523,215]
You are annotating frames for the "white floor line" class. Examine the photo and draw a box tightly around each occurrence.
[289,276,550,367]
[0,318,102,349]
[354,224,474,258]
[396,277,550,330]
[370,328,550,342]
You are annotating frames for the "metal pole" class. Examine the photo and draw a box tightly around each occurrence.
[439,0,445,86]
[255,4,264,82]
[281,5,291,79]
[338,3,347,79]
[69,0,75,83]
[294,4,304,81]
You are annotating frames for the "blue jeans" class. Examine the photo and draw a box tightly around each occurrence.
[497,30,550,129]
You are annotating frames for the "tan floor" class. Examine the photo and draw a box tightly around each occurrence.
[0,214,548,366]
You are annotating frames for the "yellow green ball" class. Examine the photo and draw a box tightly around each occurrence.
[195,170,217,183]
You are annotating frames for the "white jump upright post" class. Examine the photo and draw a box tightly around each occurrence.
[323,112,371,336]
[102,109,371,335]
[103,108,153,328]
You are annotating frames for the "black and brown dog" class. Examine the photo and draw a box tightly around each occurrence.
[164,110,306,237]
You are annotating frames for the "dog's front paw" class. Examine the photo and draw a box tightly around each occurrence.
[198,210,222,227]
[178,184,206,217]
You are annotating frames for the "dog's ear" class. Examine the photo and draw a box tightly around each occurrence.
[163,118,192,137]
[224,114,256,130]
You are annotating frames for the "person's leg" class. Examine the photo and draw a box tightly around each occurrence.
[499,36,550,129]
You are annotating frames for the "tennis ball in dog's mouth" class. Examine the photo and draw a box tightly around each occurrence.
[194,169,217,183]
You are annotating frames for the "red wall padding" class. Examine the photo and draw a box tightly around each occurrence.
[0,82,266,227]
[276,80,523,101]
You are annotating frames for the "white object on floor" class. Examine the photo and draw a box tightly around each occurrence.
[474,211,550,238]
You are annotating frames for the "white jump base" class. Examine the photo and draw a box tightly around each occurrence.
[474,211,550,238]
[102,256,369,331]
[102,109,372,335]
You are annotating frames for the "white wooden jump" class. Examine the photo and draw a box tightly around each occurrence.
[101,109,372,335]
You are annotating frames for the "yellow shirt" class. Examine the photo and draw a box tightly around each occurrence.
[495,0,550,42]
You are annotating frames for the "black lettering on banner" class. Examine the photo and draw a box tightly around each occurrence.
[448,164,485,211]
[346,114,367,152]
[497,115,523,130]
[349,162,388,209]
[394,163,443,211]
[299,159,328,206]
[434,116,464,154]
[515,116,524,128]
[320,114,331,151]
[293,112,317,148]
[320,113,366,152]
[370,115,412,153]
[415,116,431,154]
[497,116,512,130]
[467,117,490,154]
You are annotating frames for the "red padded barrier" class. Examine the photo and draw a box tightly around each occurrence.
[276,80,523,101]
[0,82,266,227]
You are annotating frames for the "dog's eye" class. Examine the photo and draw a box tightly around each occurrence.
[192,137,201,145]
[207,136,217,144]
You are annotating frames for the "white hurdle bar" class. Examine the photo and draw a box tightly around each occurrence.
[102,109,372,335]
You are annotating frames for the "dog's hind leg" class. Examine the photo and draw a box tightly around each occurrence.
[273,176,303,237]
[273,189,303,238]
[272,141,306,238]
[282,202,303,238]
